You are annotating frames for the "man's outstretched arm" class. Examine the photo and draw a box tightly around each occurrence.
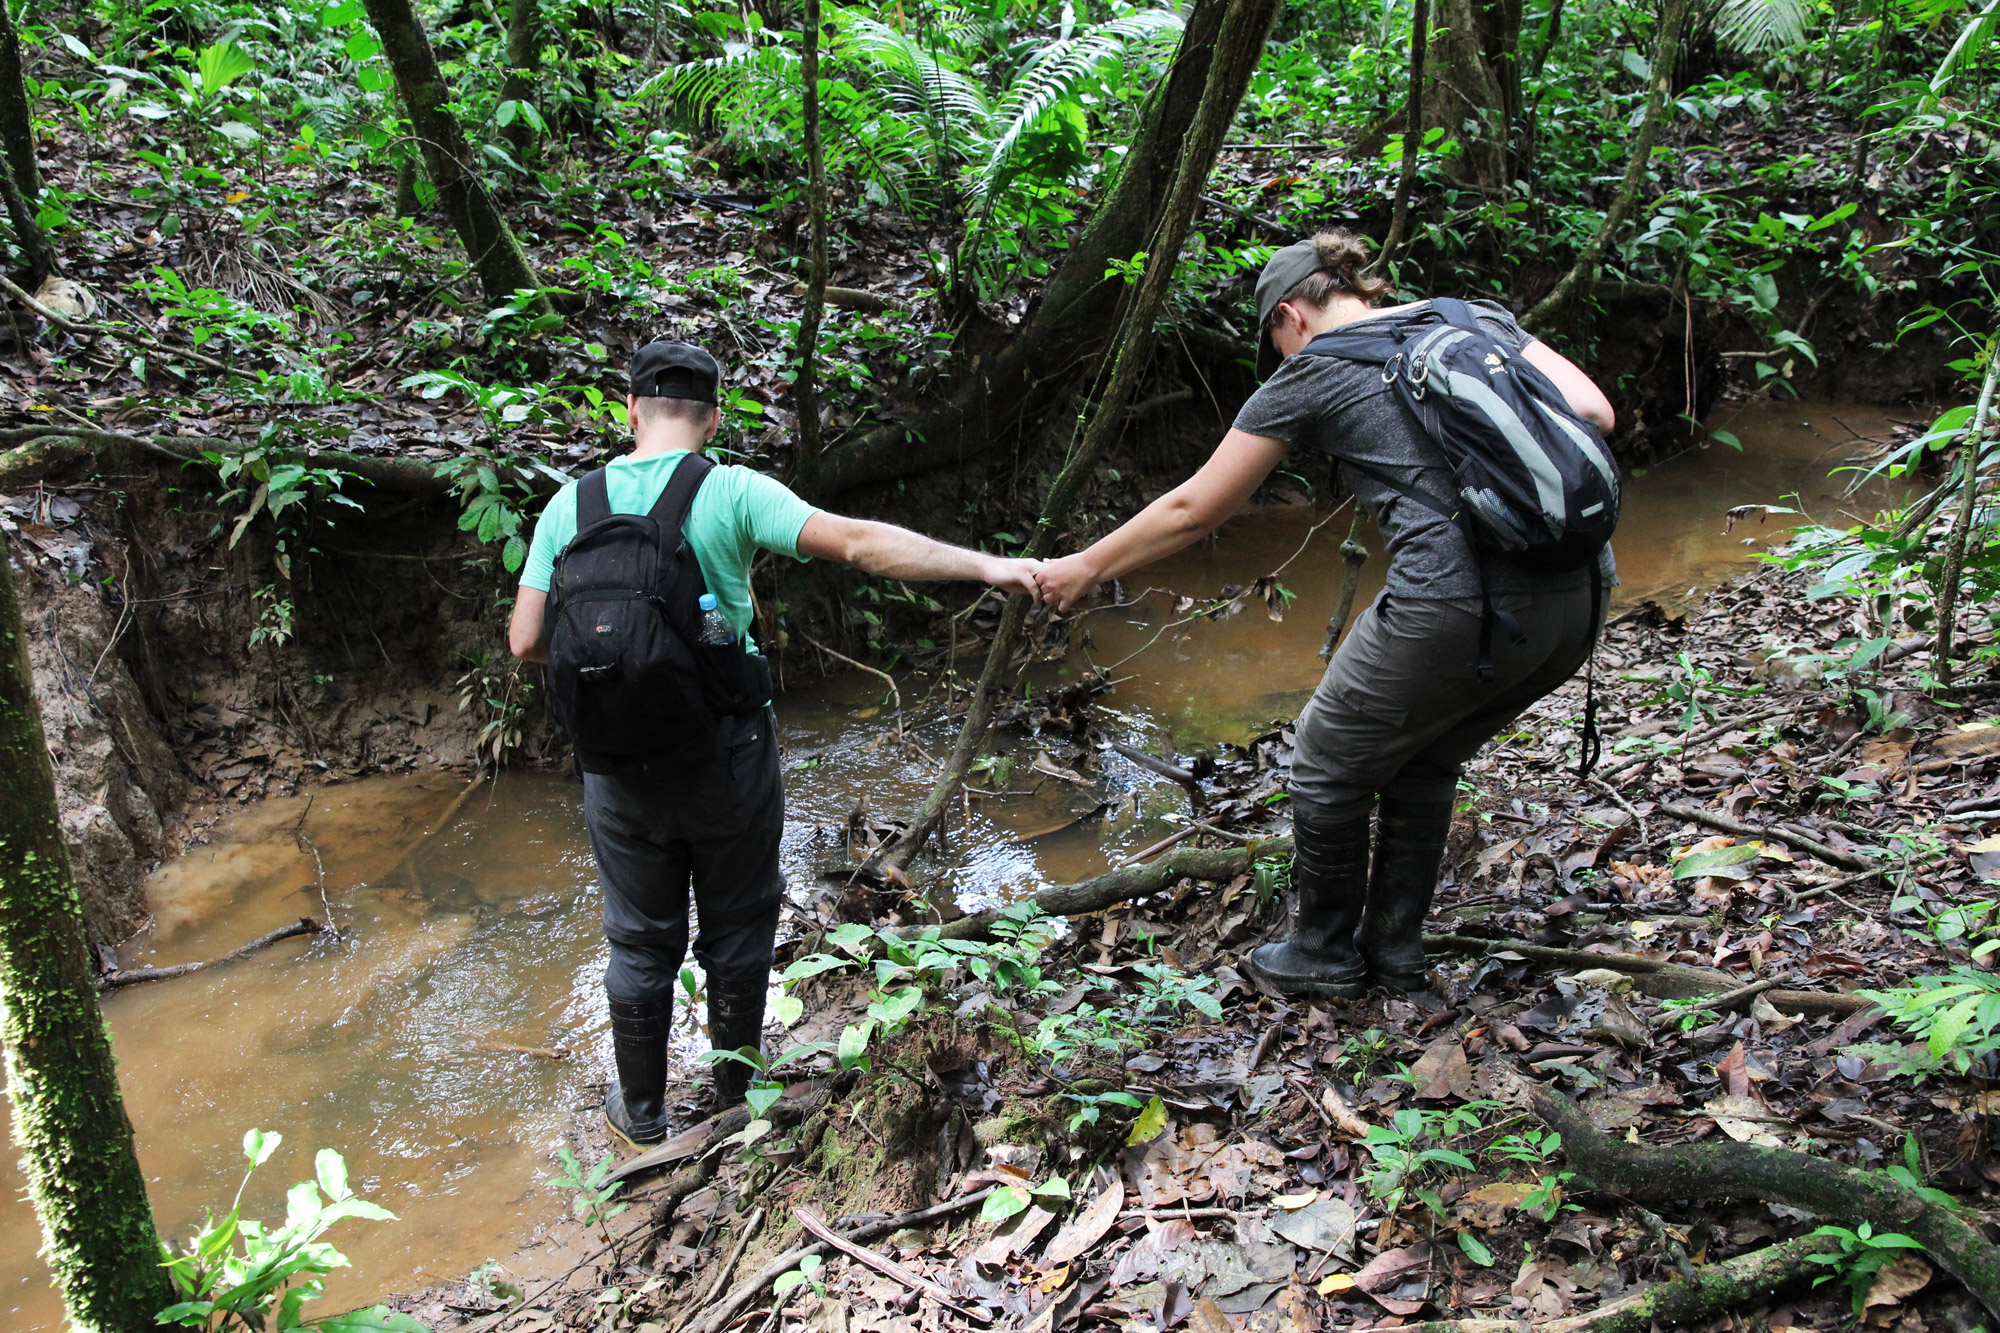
[797,513,1041,599]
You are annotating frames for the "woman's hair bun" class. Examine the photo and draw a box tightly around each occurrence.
[1312,229,1373,279]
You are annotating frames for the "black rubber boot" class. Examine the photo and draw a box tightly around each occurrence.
[1248,810,1372,998]
[1359,793,1455,992]
[604,996,672,1148]
[706,976,768,1108]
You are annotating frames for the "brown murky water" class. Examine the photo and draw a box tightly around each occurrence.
[0,402,1912,1326]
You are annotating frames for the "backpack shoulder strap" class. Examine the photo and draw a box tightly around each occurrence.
[1299,328,1405,365]
[1429,296,1486,336]
[576,468,612,528]
[646,453,715,546]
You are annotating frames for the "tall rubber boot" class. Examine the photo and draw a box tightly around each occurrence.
[707,976,768,1108]
[1248,810,1372,998]
[604,996,671,1148]
[1359,793,1455,992]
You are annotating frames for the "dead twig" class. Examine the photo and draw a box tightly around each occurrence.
[795,1206,992,1323]
[98,918,321,990]
[1657,801,1878,873]
[683,1187,997,1333]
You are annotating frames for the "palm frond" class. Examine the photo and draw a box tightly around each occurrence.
[636,43,800,126]
[1933,0,2000,99]
[1713,0,1812,55]
[973,6,1185,198]
[834,11,992,137]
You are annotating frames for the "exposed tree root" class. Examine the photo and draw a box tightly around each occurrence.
[97,917,322,990]
[1528,1086,2000,1321]
[1413,1232,1843,1333]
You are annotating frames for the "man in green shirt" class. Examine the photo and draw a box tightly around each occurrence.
[510,341,1040,1146]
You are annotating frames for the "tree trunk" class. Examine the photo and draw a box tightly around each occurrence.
[814,0,1264,499]
[877,0,1285,873]
[361,0,546,307]
[0,0,49,284]
[500,0,541,158]
[1424,0,1521,191]
[1525,0,1692,328]
[1374,0,1431,271]
[1931,341,2000,687]
[0,534,172,1333]
[789,0,830,503]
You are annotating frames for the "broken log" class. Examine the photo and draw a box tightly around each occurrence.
[98,917,321,990]
[1529,1085,2000,1322]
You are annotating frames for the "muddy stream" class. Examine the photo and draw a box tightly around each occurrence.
[0,404,1911,1324]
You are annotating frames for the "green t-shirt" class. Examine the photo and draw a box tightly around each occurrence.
[521,450,819,653]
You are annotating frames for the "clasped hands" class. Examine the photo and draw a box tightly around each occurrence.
[981,552,1100,613]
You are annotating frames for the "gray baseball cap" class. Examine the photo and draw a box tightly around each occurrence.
[1253,239,1324,379]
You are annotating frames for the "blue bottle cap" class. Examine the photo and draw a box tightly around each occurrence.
[698,593,717,611]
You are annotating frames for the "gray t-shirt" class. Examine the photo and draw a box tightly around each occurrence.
[1233,298,1617,600]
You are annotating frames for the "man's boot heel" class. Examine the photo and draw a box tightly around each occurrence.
[605,996,672,1148]
[707,976,769,1107]
[1360,793,1455,993]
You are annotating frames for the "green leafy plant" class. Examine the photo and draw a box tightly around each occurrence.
[772,1253,827,1299]
[550,1148,629,1243]
[1858,966,2000,1079]
[1356,1104,1486,1216]
[158,1129,421,1332]
[429,446,570,573]
[1806,1222,1927,1316]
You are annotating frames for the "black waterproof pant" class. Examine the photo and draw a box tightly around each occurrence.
[1288,584,1602,823]
[582,708,786,1005]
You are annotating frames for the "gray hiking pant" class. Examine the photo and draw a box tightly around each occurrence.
[1288,584,1601,822]
[582,708,786,1005]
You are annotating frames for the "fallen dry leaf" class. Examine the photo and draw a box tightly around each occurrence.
[1041,1184,1123,1269]
[1864,1254,1933,1308]
[1408,1036,1472,1100]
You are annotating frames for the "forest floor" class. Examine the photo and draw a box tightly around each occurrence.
[387,554,2000,1333]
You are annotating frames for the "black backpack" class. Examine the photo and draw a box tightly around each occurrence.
[546,456,770,773]
[1301,297,1618,773]
[1298,296,1621,572]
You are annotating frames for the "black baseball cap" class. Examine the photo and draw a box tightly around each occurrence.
[629,341,721,403]
[1253,239,1325,380]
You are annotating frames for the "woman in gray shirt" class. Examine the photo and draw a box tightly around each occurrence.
[1035,229,1617,998]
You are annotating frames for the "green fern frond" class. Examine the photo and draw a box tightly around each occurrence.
[835,12,992,135]
[973,6,1184,197]
[1713,0,1812,55]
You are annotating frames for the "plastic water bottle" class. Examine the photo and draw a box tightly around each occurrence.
[697,593,734,646]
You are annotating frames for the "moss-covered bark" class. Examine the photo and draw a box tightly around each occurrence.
[499,0,541,158]
[0,531,171,1333]
[360,0,544,306]
[0,0,50,283]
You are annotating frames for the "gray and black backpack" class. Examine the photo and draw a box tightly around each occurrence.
[1301,296,1620,769]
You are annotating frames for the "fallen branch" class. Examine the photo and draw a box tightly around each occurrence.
[1529,1085,2000,1322]
[1425,933,1873,1017]
[796,1206,992,1323]
[389,771,488,883]
[98,917,321,990]
[1651,976,1779,1031]
[907,838,1286,941]
[1595,706,1791,784]
[1410,1232,1843,1333]
[0,423,455,495]
[682,1187,996,1333]
[1658,802,1878,873]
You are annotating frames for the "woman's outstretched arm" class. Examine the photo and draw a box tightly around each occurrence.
[1035,429,1290,612]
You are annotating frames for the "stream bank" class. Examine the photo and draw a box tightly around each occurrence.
[0,398,1945,1328]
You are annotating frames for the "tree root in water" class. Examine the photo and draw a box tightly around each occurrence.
[1527,1086,2000,1321]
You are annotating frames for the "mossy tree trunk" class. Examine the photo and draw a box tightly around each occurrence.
[0,533,171,1333]
[499,0,542,159]
[0,0,50,284]
[1374,0,1431,271]
[789,0,830,503]
[361,0,546,307]
[1425,0,1521,191]
[814,0,1266,499]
